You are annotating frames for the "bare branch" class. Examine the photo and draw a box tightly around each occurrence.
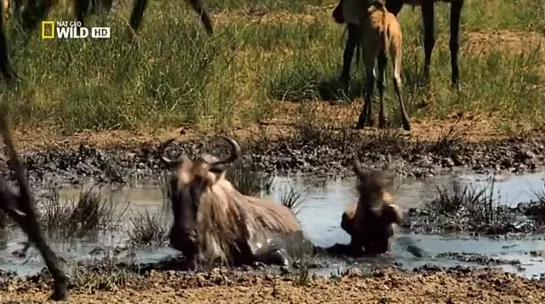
[0,113,69,301]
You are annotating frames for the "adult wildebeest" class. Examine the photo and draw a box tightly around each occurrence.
[0,112,69,301]
[17,0,213,35]
[333,0,464,89]
[159,136,302,269]
[340,0,410,130]
[325,158,402,256]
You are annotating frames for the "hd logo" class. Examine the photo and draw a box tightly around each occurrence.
[41,21,111,40]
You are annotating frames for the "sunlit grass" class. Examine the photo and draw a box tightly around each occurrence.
[0,0,543,135]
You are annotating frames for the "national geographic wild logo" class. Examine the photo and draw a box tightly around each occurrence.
[41,20,111,39]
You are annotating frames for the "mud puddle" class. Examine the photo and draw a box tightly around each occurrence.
[1,172,545,278]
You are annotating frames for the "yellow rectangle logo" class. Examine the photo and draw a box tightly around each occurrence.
[41,21,55,39]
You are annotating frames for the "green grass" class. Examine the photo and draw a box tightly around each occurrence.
[0,0,544,135]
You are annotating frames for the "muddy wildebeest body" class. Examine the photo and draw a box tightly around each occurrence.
[325,158,402,256]
[160,137,302,268]
[333,0,463,88]
[340,0,410,130]
[0,113,69,301]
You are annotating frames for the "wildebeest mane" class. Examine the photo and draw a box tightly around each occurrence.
[195,183,300,264]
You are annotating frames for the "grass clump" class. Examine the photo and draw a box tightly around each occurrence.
[525,179,545,224]
[125,176,173,246]
[294,258,311,286]
[226,163,274,196]
[532,179,545,206]
[39,186,124,240]
[287,233,315,286]
[431,180,487,215]
[127,210,169,246]
[428,179,514,233]
[279,183,304,215]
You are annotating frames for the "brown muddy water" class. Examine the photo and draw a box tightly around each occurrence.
[1,172,545,279]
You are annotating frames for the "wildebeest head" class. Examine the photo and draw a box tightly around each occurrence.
[352,158,394,205]
[159,136,242,255]
[349,157,403,254]
[352,157,402,226]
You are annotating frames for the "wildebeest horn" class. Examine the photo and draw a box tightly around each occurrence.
[211,136,241,167]
[159,138,188,167]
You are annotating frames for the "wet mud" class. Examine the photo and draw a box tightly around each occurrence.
[6,130,545,188]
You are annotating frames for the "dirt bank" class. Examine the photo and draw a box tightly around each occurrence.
[5,122,545,188]
[2,267,545,303]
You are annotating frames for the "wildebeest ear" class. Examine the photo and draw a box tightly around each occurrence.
[383,204,402,225]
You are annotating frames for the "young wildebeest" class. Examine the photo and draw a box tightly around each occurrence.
[327,158,402,256]
[0,112,69,301]
[333,0,464,88]
[160,137,302,269]
[342,0,410,130]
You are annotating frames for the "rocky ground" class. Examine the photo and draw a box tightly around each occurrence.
[2,266,545,303]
